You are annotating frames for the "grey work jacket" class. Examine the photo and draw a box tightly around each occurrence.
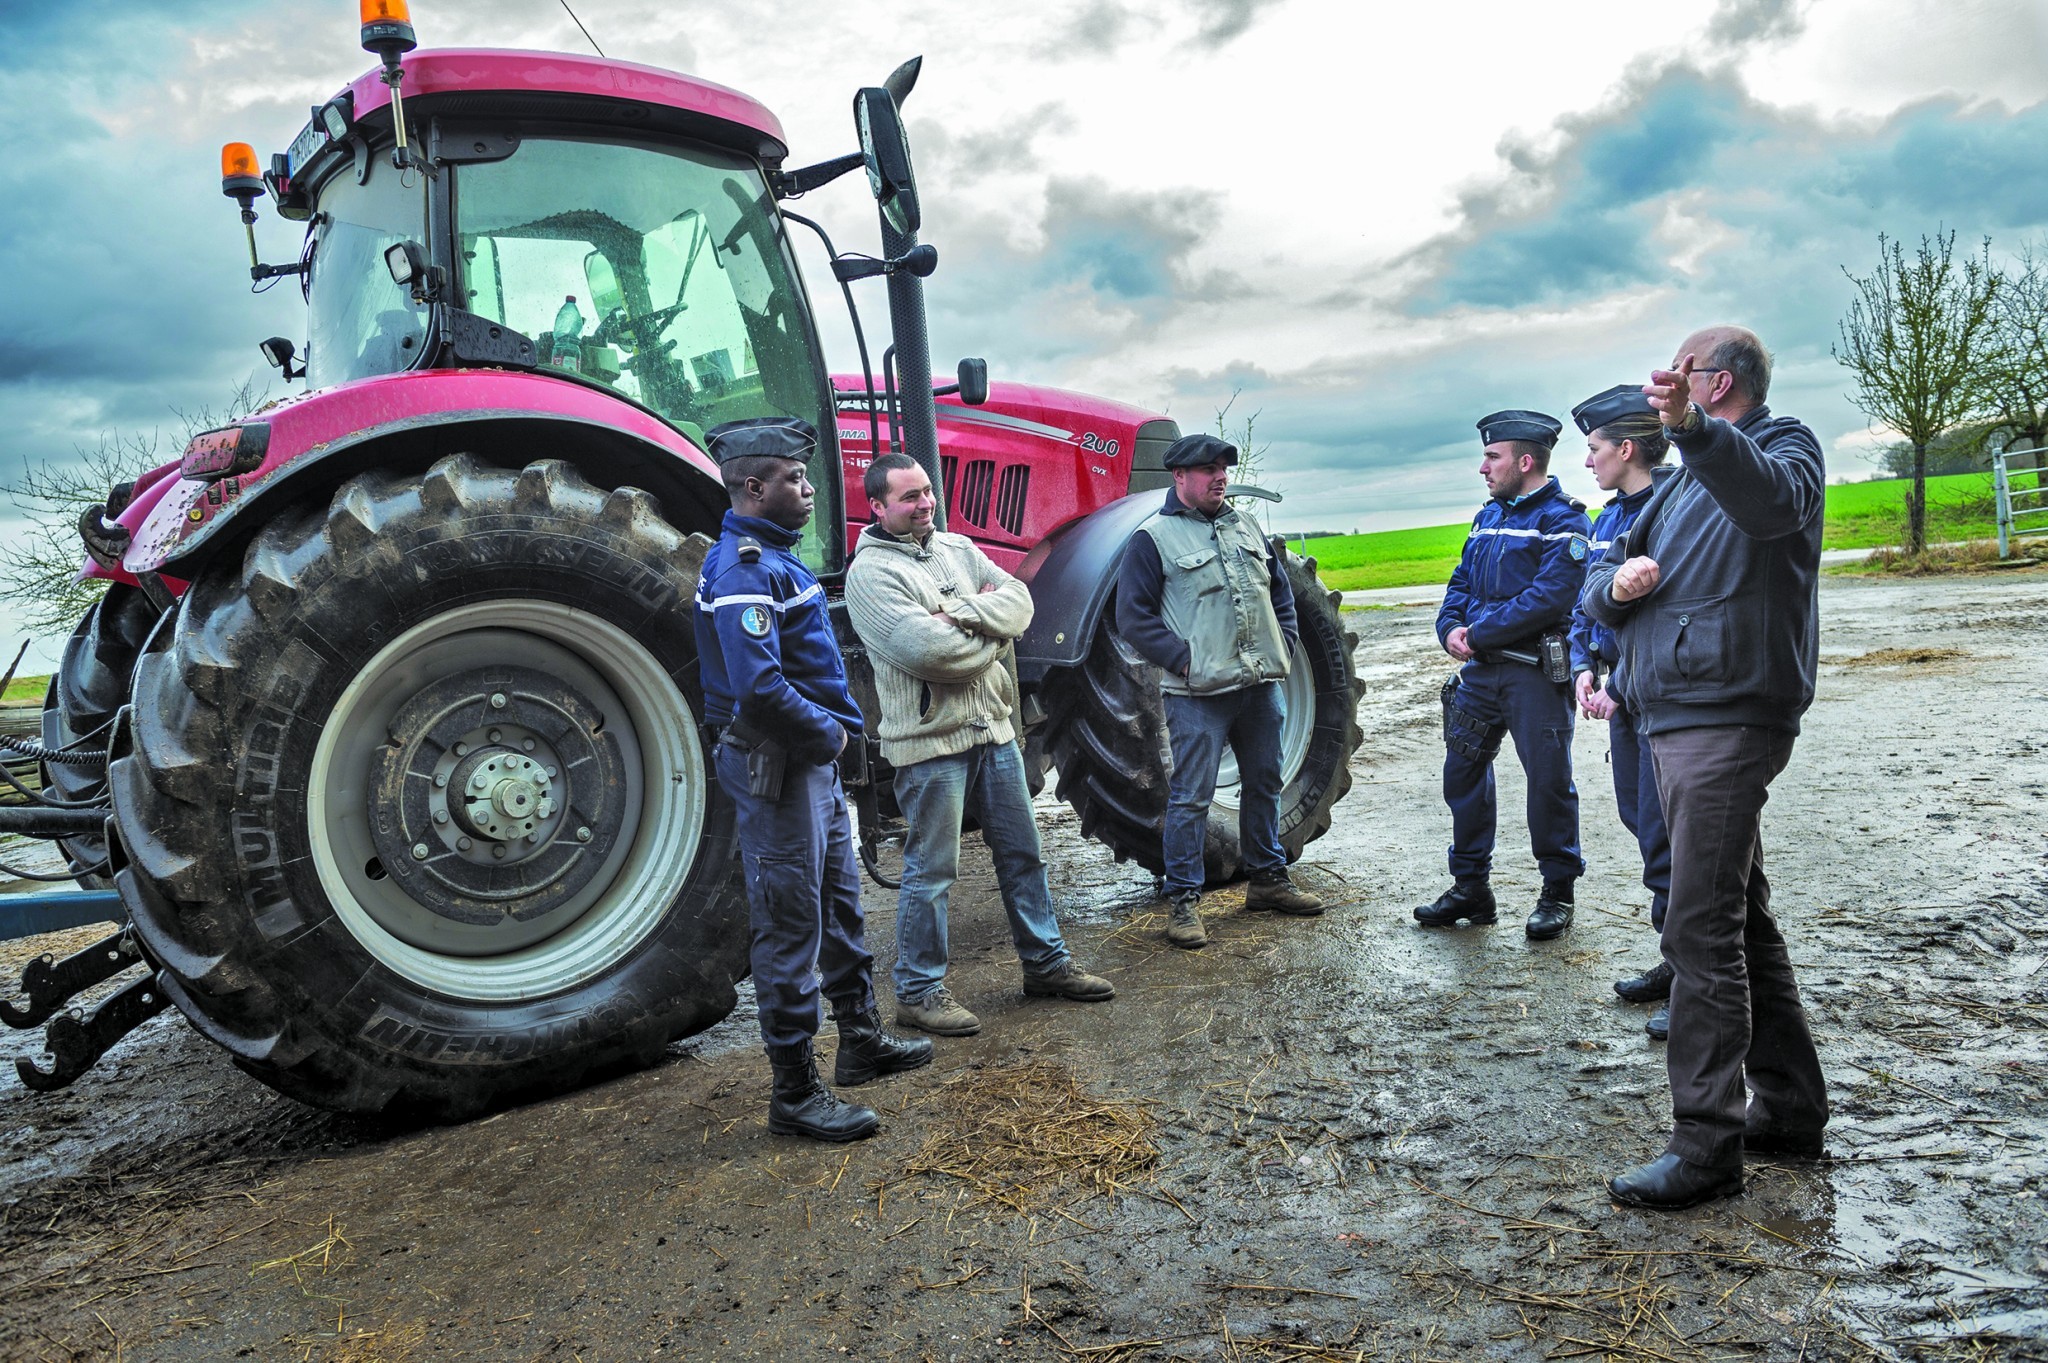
[1141,505,1293,696]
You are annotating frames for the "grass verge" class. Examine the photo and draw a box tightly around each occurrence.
[1304,471,2017,592]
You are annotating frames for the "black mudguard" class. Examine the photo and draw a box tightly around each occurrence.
[1015,491,1162,685]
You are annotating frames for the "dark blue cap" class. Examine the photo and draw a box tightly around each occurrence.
[1161,433,1238,469]
[1572,384,1655,435]
[1476,409,1562,448]
[704,416,818,464]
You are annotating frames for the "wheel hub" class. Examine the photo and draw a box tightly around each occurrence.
[368,666,626,929]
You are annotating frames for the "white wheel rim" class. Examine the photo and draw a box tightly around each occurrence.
[307,601,704,1000]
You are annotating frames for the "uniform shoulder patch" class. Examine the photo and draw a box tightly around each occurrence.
[739,603,772,638]
[735,536,763,564]
[1568,534,1589,562]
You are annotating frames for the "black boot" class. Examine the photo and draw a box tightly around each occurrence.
[766,1040,880,1143]
[1608,1152,1743,1209]
[832,1005,934,1087]
[1414,879,1496,927]
[1526,880,1575,940]
[1614,959,1673,1002]
[1644,1004,1669,1042]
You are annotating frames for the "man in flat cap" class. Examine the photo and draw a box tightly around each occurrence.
[1566,384,1678,1041]
[694,416,930,1143]
[1116,432,1323,950]
[1583,327,1829,1209]
[1420,410,1591,940]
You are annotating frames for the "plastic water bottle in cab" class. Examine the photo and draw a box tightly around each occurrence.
[551,295,584,371]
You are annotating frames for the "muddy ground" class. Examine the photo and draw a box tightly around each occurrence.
[1,568,2044,1363]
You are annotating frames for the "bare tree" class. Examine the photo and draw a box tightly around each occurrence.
[1834,231,2002,555]
[1983,238,2048,485]
[0,381,268,637]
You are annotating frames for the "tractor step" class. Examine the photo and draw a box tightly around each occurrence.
[3,927,143,1029]
[15,974,170,1091]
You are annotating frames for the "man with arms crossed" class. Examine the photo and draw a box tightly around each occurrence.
[846,453,1114,1038]
[1583,328,1830,1208]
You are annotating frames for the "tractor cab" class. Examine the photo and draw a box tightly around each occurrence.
[268,47,847,565]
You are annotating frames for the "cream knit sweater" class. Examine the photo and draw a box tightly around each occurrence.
[844,525,1035,768]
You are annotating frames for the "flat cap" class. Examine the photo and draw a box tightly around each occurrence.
[704,416,818,464]
[1571,384,1655,435]
[1476,409,1562,449]
[1161,433,1238,469]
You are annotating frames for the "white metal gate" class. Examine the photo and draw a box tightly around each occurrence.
[1993,445,2048,558]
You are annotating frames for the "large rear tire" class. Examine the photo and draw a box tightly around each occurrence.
[1039,547,1360,883]
[41,585,163,886]
[107,455,745,1118]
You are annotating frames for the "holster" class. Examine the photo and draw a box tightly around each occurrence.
[1440,675,1506,763]
[723,716,788,800]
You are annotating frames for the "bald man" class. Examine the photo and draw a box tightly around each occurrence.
[1581,326,1830,1209]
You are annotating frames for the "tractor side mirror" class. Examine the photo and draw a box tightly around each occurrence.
[956,358,988,406]
[583,251,626,322]
[853,87,919,236]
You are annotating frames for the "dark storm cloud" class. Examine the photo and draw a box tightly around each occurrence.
[0,0,290,466]
[1405,65,2048,316]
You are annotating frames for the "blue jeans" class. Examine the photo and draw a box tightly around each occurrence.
[1162,683,1286,896]
[714,745,874,1049]
[890,739,1070,1004]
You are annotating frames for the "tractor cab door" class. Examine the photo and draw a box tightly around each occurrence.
[453,132,843,572]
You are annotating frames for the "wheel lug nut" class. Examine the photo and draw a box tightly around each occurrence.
[411,843,429,861]
[433,810,449,825]
[522,738,536,751]
[492,845,507,859]
[458,837,473,851]
[576,826,592,843]
[473,773,489,790]
[488,728,503,743]
[434,772,449,788]
[490,692,508,710]
[453,742,470,757]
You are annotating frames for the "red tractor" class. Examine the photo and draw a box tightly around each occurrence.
[8,6,1361,1116]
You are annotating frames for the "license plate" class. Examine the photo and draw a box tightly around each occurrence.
[286,120,327,179]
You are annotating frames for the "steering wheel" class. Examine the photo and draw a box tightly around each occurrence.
[594,302,687,350]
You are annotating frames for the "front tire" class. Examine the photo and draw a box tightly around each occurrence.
[41,585,162,886]
[1039,547,1361,883]
[108,455,745,1118]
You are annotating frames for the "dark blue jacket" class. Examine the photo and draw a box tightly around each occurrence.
[694,510,863,763]
[1567,474,1665,678]
[1581,406,1824,735]
[1116,488,1298,679]
[1436,476,1592,653]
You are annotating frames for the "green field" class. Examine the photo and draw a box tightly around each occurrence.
[1305,472,2006,592]
[2,674,47,704]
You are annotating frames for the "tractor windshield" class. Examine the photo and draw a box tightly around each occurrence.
[304,156,432,389]
[455,136,835,555]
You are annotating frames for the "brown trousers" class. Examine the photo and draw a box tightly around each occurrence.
[1648,725,1828,1167]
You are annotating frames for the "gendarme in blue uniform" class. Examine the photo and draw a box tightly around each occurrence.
[695,507,871,1050]
[1568,469,1674,931]
[1434,473,1592,887]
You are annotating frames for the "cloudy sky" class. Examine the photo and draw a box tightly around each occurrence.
[4,0,2047,558]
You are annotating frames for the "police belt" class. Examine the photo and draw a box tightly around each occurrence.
[1474,630,1570,684]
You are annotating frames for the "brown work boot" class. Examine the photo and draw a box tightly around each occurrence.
[1244,873,1324,916]
[1022,960,1116,1001]
[895,984,981,1037]
[1164,891,1207,950]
